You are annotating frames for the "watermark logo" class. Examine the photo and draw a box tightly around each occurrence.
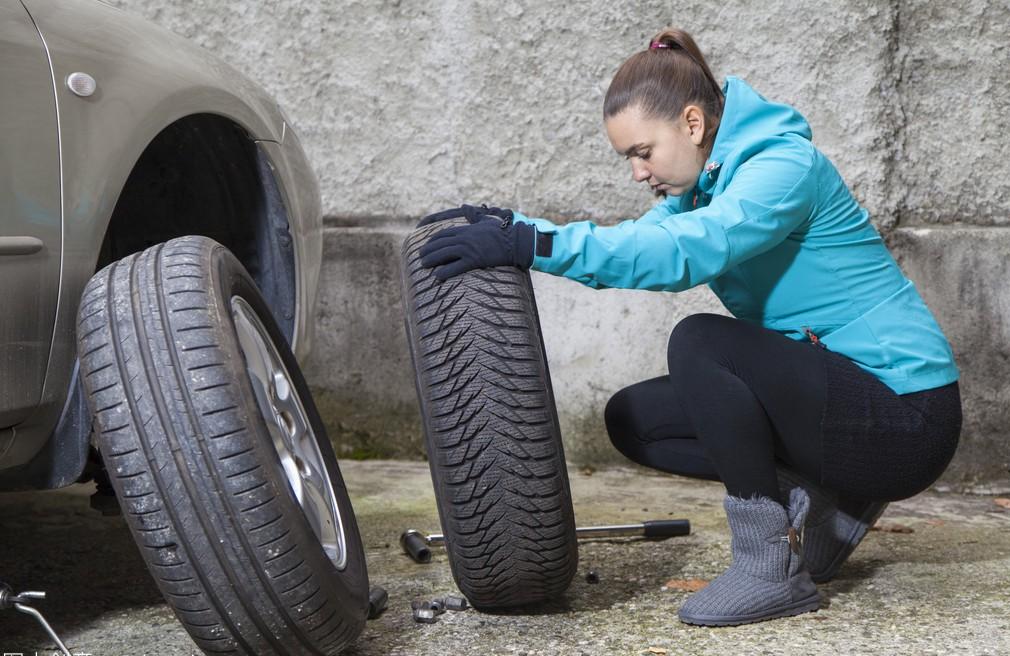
[3,652,92,656]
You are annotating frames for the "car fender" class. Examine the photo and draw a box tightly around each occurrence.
[1,0,321,481]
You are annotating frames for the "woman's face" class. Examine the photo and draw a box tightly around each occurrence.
[605,104,709,198]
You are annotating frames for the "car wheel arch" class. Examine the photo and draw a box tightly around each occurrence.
[95,112,297,343]
[0,113,300,491]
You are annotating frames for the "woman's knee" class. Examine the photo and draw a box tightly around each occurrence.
[604,386,653,464]
[668,313,741,350]
[604,387,633,446]
[667,313,730,376]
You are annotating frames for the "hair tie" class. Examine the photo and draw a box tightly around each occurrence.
[649,41,671,49]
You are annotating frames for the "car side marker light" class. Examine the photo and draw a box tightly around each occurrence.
[66,71,97,97]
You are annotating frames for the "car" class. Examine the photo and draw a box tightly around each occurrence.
[0,1,369,654]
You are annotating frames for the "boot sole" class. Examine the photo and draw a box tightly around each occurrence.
[810,502,889,584]
[678,594,822,627]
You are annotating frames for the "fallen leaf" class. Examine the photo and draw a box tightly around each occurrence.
[870,522,914,534]
[993,498,1010,509]
[662,578,709,592]
[648,648,668,655]
[580,465,596,476]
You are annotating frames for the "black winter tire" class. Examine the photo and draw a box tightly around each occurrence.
[400,218,578,610]
[77,236,367,655]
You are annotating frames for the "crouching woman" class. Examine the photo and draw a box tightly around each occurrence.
[418,28,961,626]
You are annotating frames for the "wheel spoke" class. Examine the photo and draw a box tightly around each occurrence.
[299,471,327,542]
[281,454,304,504]
[234,324,275,422]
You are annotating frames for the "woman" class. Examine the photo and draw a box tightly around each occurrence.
[418,28,962,626]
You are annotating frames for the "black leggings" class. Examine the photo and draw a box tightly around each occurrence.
[604,313,962,502]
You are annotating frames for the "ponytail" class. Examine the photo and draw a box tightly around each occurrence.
[604,28,724,149]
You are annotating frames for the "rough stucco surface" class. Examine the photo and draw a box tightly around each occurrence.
[108,1,1009,487]
[111,0,897,226]
[899,1,1010,226]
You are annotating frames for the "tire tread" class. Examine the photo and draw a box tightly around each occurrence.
[400,220,578,609]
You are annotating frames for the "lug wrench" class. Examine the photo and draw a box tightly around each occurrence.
[0,583,72,656]
[400,519,691,563]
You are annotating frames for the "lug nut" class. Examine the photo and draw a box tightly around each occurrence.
[367,586,388,619]
[443,595,468,611]
[413,608,438,624]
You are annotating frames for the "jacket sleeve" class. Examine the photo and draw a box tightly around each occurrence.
[513,141,817,292]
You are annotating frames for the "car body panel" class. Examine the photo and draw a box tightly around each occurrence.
[0,2,62,431]
[0,0,323,476]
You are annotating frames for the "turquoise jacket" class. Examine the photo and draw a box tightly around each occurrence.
[513,76,958,395]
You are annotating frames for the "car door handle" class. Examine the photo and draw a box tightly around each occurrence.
[0,236,44,255]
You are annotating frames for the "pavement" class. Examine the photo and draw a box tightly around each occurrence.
[1,460,1008,656]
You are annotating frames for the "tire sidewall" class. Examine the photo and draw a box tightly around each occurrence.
[209,242,369,614]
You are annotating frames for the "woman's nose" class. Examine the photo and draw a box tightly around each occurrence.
[631,160,650,182]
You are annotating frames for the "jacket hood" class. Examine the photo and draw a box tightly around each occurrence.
[695,76,812,194]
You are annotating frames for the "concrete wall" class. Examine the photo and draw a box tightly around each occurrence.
[113,1,1010,491]
[898,0,1010,227]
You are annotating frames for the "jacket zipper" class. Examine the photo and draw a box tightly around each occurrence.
[802,326,826,349]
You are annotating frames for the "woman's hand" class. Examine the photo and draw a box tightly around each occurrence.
[419,215,536,281]
[416,203,514,228]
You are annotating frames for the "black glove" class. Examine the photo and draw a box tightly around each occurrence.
[419,215,536,281]
[417,203,514,228]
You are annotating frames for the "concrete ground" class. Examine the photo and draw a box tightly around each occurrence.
[1,461,1008,655]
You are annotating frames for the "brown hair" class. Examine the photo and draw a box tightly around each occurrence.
[604,28,724,150]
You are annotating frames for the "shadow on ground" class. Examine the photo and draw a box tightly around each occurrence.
[0,486,170,653]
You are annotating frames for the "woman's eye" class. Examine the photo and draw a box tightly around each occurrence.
[639,151,651,160]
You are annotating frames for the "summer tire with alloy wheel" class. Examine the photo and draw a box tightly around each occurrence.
[77,235,367,655]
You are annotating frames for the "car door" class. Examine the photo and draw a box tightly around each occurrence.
[0,3,62,428]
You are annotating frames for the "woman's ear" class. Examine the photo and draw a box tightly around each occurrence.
[683,105,706,147]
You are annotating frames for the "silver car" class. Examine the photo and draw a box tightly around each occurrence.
[1,1,368,653]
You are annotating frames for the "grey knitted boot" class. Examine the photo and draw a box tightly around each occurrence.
[777,467,888,583]
[678,487,821,626]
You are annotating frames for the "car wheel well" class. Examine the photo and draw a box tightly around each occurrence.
[98,113,296,342]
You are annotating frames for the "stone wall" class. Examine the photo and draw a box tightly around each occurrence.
[113,0,1010,491]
